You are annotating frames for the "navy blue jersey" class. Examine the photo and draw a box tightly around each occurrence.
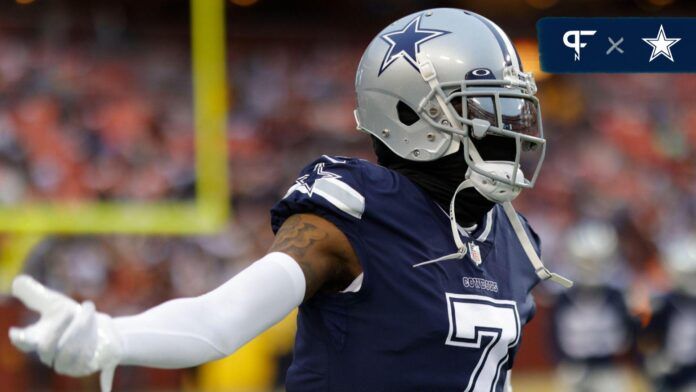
[644,292,696,391]
[271,156,541,392]
[550,286,635,365]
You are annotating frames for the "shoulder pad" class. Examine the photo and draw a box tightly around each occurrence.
[281,156,365,220]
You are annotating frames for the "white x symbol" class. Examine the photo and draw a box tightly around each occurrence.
[606,37,624,55]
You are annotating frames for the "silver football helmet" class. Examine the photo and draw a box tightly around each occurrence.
[357,9,571,288]
[565,221,619,286]
[355,7,544,201]
[662,234,696,297]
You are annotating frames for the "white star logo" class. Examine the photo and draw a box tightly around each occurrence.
[642,25,681,62]
[295,163,341,196]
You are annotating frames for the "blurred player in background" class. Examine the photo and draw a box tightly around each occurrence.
[641,234,696,392]
[7,8,572,392]
[550,221,636,392]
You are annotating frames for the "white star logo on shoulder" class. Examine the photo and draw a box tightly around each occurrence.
[642,25,681,62]
[283,160,365,219]
[296,163,341,196]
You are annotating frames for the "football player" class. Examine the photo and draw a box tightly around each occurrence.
[642,234,696,392]
[8,8,571,391]
[550,221,636,392]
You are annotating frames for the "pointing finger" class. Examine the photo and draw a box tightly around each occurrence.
[11,275,63,314]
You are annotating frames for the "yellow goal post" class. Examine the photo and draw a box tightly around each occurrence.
[0,0,229,291]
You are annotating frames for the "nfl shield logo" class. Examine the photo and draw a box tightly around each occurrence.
[468,242,482,266]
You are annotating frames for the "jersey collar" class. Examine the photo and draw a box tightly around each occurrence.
[436,205,496,243]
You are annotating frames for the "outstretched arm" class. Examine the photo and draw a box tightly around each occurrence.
[8,213,360,391]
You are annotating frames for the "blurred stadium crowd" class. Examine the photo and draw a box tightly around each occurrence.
[0,35,196,202]
[1,1,695,391]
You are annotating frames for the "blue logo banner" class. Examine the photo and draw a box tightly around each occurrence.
[537,18,696,73]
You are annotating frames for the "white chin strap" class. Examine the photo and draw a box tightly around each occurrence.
[500,200,573,288]
[414,53,573,288]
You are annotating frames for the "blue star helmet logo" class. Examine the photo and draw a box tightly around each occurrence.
[378,15,450,76]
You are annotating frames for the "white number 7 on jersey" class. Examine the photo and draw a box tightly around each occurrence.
[446,294,521,392]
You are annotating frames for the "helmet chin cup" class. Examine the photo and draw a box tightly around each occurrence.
[467,161,525,203]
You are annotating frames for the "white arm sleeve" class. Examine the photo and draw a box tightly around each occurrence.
[112,252,305,368]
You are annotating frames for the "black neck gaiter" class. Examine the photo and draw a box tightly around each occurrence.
[371,137,495,227]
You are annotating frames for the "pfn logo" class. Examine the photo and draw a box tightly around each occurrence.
[563,30,596,61]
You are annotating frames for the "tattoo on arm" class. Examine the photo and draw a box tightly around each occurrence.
[271,215,328,258]
[269,214,329,298]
